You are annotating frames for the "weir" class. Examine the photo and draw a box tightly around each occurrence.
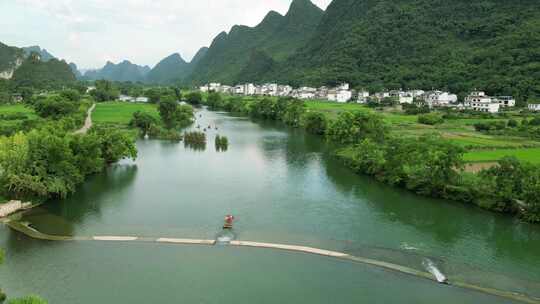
[3,219,540,304]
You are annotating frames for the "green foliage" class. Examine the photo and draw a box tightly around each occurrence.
[0,42,23,71]
[92,127,137,164]
[326,111,389,145]
[185,92,202,106]
[266,0,540,103]
[206,92,223,109]
[474,120,507,132]
[0,125,137,200]
[7,296,47,304]
[33,95,79,119]
[184,131,206,150]
[418,113,444,125]
[90,80,120,102]
[188,0,323,84]
[215,135,229,151]
[129,110,157,133]
[301,111,327,135]
[11,56,75,90]
[158,98,194,129]
[60,89,81,102]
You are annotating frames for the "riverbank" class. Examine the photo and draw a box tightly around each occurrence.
[0,200,34,218]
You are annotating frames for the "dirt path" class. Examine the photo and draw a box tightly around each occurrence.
[74,103,96,135]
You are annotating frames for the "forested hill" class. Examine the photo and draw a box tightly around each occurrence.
[83,60,151,82]
[187,0,323,84]
[264,0,540,101]
[22,46,56,62]
[11,54,76,90]
[0,42,24,76]
[146,47,208,84]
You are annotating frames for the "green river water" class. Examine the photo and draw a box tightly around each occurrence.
[1,108,539,303]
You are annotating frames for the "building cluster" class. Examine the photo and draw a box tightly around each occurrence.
[118,94,149,103]
[199,83,526,113]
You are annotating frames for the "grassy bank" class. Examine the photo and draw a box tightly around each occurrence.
[303,100,540,162]
[92,102,159,126]
[464,148,540,164]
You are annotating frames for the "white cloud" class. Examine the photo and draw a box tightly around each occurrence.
[0,0,332,69]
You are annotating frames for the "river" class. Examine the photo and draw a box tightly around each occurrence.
[1,108,539,303]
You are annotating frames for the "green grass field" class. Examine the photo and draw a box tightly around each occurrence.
[464,148,540,164]
[92,102,159,125]
[0,104,37,117]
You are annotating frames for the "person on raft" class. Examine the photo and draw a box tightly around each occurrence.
[224,215,235,229]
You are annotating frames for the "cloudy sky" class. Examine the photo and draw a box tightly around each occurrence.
[0,0,331,70]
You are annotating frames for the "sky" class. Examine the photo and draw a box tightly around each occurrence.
[0,0,331,70]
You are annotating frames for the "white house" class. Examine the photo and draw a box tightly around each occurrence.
[218,85,232,94]
[425,91,458,107]
[464,91,499,113]
[243,83,256,95]
[296,87,316,99]
[278,85,292,97]
[234,85,244,95]
[135,97,149,103]
[209,83,221,92]
[118,95,135,102]
[529,103,540,111]
[199,85,209,93]
[494,96,516,108]
[357,91,370,103]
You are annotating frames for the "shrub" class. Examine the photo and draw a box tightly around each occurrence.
[418,113,444,125]
[301,112,327,135]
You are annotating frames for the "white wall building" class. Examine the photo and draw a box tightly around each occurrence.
[464,91,499,113]
[357,91,370,103]
[119,95,135,102]
[529,103,540,111]
[494,96,516,108]
[425,91,458,107]
[243,83,256,95]
[135,97,149,103]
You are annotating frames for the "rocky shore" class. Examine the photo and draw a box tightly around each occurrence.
[0,200,32,217]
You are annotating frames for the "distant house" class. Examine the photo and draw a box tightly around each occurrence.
[199,85,209,92]
[119,94,135,102]
[464,91,499,113]
[135,97,149,103]
[424,91,458,108]
[529,103,540,111]
[493,96,516,108]
[296,87,316,99]
[357,91,370,104]
[243,83,256,95]
[86,86,96,94]
[234,85,244,95]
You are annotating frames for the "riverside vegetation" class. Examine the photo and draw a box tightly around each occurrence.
[203,92,540,223]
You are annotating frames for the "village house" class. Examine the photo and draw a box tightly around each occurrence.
[118,94,135,102]
[423,91,458,108]
[357,90,370,103]
[135,97,149,103]
[277,85,292,97]
[529,103,540,111]
[11,93,23,103]
[493,96,516,108]
[243,83,256,95]
[234,85,244,95]
[295,87,317,99]
[464,91,499,113]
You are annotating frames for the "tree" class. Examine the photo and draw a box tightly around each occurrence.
[158,97,193,129]
[33,95,78,119]
[185,92,202,106]
[158,98,179,129]
[144,88,162,104]
[326,111,389,145]
[60,89,81,102]
[93,127,137,164]
[90,80,119,102]
[206,92,223,109]
[130,111,157,134]
[418,113,444,125]
[301,111,327,135]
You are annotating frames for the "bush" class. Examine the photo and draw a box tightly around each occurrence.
[418,113,444,125]
[507,119,519,128]
[33,95,79,119]
[301,112,327,135]
[474,121,507,132]
[215,135,229,151]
